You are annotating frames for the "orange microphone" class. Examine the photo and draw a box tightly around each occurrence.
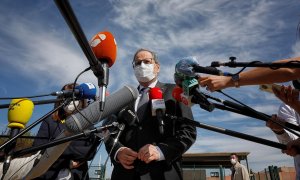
[90,31,117,111]
[90,31,117,67]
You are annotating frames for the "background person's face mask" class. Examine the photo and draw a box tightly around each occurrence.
[64,100,80,114]
[230,158,237,165]
[134,62,156,82]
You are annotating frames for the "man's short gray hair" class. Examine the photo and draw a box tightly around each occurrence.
[132,48,159,64]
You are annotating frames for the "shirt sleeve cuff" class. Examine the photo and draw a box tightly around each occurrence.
[114,147,126,162]
[155,146,165,161]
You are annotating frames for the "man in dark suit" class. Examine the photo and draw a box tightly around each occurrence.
[105,48,197,180]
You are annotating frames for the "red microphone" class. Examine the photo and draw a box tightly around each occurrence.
[149,87,165,135]
[90,31,117,110]
[172,86,194,107]
[172,86,183,102]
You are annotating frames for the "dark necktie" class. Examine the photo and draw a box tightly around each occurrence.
[137,87,149,120]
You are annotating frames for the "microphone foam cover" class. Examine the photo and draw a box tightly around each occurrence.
[172,86,183,102]
[66,85,138,133]
[8,99,34,129]
[76,82,97,99]
[90,31,117,67]
[149,87,163,100]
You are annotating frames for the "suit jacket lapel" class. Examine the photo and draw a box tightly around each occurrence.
[156,81,166,94]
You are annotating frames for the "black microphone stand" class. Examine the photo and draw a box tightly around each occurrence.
[215,91,300,135]
[0,98,72,151]
[0,98,63,109]
[54,0,107,111]
[166,114,286,150]
[193,89,300,136]
[11,122,119,158]
[0,98,71,180]
[211,56,300,68]
[104,123,125,167]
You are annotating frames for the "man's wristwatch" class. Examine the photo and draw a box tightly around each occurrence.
[231,74,240,88]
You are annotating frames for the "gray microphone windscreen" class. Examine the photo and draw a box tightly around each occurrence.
[65,85,138,133]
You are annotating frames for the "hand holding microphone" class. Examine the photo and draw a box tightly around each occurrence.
[175,57,235,92]
[199,75,234,92]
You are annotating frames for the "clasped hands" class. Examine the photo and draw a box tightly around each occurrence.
[116,144,160,169]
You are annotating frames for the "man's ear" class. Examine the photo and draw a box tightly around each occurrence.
[155,63,160,73]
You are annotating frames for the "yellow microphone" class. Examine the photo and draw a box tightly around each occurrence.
[2,98,34,179]
[8,98,34,129]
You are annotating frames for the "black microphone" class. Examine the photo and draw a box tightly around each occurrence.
[118,108,137,127]
[175,57,233,77]
[51,89,80,97]
[65,85,139,133]
[193,65,233,76]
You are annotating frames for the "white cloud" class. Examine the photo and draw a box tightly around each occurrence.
[0,12,100,92]
[292,41,300,57]
[0,0,299,175]
[110,0,287,56]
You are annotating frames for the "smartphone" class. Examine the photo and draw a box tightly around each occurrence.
[259,84,282,94]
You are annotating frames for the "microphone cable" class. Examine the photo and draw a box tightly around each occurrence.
[71,66,95,128]
[231,60,262,76]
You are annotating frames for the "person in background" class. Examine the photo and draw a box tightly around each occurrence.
[104,48,197,180]
[266,80,300,178]
[230,153,250,180]
[33,83,101,180]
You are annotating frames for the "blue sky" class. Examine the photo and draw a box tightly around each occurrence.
[1,0,300,177]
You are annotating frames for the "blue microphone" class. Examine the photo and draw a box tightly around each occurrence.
[51,83,97,99]
[75,82,97,99]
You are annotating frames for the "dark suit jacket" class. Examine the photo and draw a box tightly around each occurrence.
[105,82,197,180]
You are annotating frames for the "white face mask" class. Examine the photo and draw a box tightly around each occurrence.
[134,62,156,82]
[64,100,80,114]
[230,159,237,165]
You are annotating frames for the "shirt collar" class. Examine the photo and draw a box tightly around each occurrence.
[138,79,158,91]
